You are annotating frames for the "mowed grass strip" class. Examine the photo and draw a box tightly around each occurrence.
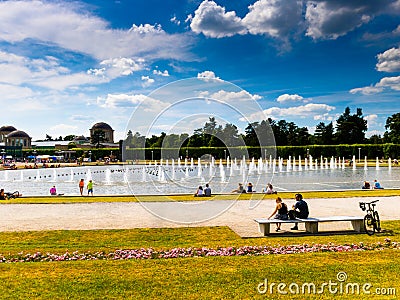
[0,249,399,299]
[2,189,400,204]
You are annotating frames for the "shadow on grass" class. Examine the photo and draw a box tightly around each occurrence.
[244,229,395,238]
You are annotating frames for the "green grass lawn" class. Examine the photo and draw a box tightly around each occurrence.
[2,188,400,204]
[0,222,399,299]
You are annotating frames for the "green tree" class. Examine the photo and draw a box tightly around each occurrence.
[64,135,76,141]
[368,134,383,144]
[221,123,241,146]
[314,122,334,145]
[187,133,203,147]
[335,107,367,144]
[384,113,400,143]
[91,130,106,148]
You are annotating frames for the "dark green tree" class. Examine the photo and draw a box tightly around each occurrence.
[335,107,367,144]
[146,132,166,148]
[91,130,106,148]
[63,135,76,141]
[368,134,383,144]
[221,123,241,146]
[244,122,260,146]
[314,122,334,145]
[384,113,400,144]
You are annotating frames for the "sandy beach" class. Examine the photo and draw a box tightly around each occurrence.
[1,196,399,237]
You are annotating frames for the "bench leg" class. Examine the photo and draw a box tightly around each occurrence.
[351,220,364,232]
[305,222,318,233]
[258,223,271,236]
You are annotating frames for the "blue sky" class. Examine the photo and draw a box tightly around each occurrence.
[1,0,400,141]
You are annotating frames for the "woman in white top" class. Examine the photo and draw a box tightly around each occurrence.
[194,186,204,197]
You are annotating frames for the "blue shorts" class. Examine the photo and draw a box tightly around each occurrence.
[88,189,93,193]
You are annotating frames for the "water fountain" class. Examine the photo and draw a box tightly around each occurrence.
[1,154,399,196]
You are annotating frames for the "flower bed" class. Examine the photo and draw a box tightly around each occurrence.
[1,239,397,263]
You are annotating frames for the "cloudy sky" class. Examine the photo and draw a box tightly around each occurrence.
[1,0,400,141]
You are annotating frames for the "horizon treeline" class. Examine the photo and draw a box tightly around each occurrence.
[125,107,400,149]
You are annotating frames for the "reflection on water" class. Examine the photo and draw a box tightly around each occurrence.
[0,164,399,196]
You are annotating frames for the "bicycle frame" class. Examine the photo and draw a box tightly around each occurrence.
[359,200,380,235]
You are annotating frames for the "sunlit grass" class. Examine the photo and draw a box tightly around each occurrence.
[1,189,399,204]
[0,222,399,299]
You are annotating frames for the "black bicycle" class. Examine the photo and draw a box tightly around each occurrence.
[359,200,381,235]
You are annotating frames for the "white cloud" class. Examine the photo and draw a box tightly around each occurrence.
[0,50,121,91]
[365,114,378,128]
[349,86,383,95]
[0,51,69,86]
[96,93,168,113]
[33,72,109,90]
[0,1,193,61]
[98,57,146,77]
[245,103,335,121]
[190,0,395,42]
[376,76,400,91]
[49,124,79,135]
[141,75,155,87]
[305,1,390,40]
[209,90,262,103]
[97,94,147,108]
[0,83,34,99]
[242,0,303,38]
[170,16,181,26]
[366,129,384,138]
[153,69,170,77]
[276,93,304,103]
[376,47,400,72]
[197,70,220,80]
[190,0,247,38]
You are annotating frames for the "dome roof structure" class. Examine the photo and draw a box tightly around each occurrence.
[91,122,113,131]
[6,130,31,138]
[0,125,17,132]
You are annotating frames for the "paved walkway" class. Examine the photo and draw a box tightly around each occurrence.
[1,197,399,237]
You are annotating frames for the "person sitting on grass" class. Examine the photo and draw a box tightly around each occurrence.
[268,197,288,232]
[6,191,22,199]
[194,185,204,197]
[204,184,212,197]
[289,193,309,230]
[264,183,277,194]
[247,182,254,193]
[362,181,371,189]
[0,189,6,200]
[373,179,384,189]
[231,183,245,193]
[50,186,57,195]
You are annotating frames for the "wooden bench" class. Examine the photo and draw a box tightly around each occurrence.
[254,216,364,236]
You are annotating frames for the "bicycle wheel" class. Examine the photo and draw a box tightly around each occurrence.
[364,214,375,235]
[374,211,381,232]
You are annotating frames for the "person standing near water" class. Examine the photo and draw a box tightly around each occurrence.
[79,179,84,196]
[87,180,93,196]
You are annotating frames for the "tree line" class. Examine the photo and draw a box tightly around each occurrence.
[124,107,400,149]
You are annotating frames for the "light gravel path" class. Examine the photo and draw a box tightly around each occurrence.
[1,197,399,237]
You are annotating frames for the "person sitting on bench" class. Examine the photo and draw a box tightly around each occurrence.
[289,193,309,230]
[268,197,288,232]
